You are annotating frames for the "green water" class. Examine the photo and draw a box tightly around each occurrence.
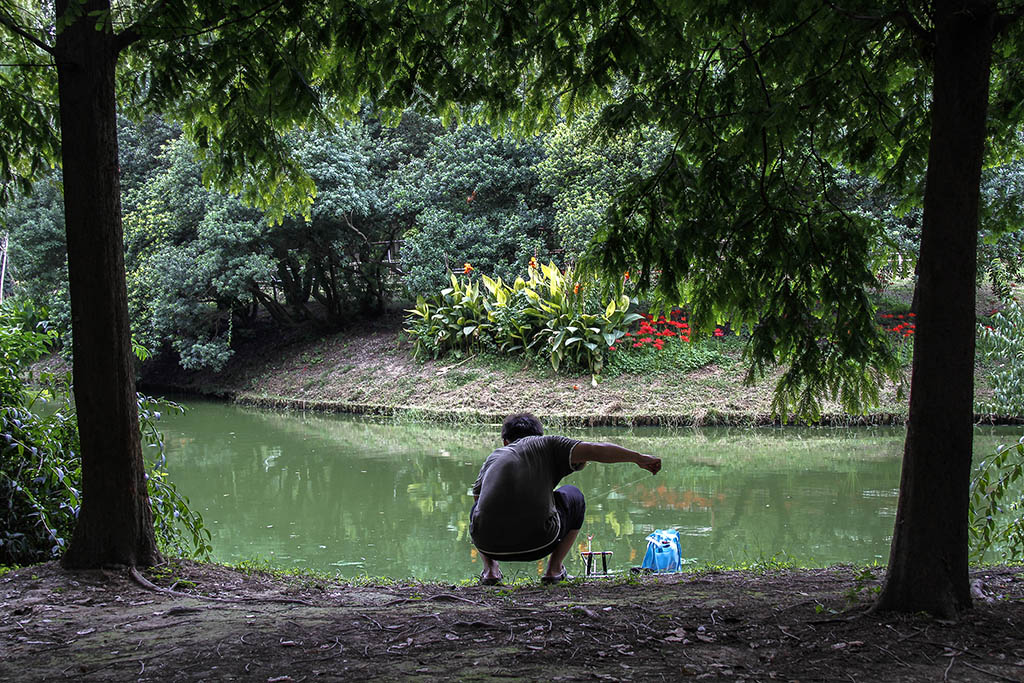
[157,400,1024,581]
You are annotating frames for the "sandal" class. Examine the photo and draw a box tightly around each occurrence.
[479,572,503,586]
[541,568,569,585]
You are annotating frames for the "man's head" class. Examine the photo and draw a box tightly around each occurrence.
[501,412,543,444]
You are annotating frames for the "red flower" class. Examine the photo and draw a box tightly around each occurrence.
[714,328,724,337]
[608,346,617,351]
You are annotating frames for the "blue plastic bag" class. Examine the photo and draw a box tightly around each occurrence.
[641,529,681,573]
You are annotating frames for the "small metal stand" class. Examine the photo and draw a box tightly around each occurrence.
[580,550,613,576]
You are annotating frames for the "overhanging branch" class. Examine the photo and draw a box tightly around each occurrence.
[0,11,56,56]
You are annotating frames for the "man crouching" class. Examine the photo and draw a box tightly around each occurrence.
[471,412,662,585]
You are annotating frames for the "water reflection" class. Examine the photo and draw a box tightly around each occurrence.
[158,401,1023,581]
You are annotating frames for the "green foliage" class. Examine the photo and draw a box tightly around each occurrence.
[970,438,1024,563]
[139,397,212,559]
[537,111,673,262]
[383,1,1024,423]
[0,10,60,206]
[119,113,435,371]
[523,262,641,375]
[0,304,73,564]
[0,304,210,563]
[976,300,1024,417]
[406,273,495,358]
[605,338,729,378]
[397,126,557,297]
[405,262,642,377]
[1,176,72,338]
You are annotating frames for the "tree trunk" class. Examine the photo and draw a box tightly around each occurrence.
[875,0,994,618]
[56,0,159,568]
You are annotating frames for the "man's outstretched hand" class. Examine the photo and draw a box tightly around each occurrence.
[637,454,662,474]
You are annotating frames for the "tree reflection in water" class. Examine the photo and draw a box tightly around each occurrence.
[159,402,1021,579]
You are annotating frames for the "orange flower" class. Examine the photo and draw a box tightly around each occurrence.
[463,262,473,274]
[573,282,580,294]
[529,256,538,270]
[624,270,630,280]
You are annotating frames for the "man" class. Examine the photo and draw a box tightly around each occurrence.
[471,412,662,585]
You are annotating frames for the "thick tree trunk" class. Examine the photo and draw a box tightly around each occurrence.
[875,0,994,618]
[56,0,160,568]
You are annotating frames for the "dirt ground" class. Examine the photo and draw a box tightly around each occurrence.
[2,561,1022,682]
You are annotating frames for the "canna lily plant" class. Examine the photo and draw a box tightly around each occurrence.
[405,261,642,380]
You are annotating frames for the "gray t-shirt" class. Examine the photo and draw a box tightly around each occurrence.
[470,435,582,556]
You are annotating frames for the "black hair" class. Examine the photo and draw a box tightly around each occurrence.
[501,412,543,443]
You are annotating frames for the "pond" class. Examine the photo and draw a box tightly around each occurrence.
[157,400,1024,582]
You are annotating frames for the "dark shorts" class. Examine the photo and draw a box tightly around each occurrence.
[478,485,586,562]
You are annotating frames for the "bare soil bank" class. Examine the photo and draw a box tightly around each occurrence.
[2,561,1021,682]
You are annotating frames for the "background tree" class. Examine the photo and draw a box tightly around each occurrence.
[537,112,672,263]
[1,176,70,328]
[397,125,557,296]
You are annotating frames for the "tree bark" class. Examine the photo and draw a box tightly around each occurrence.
[875,0,994,618]
[56,0,159,568]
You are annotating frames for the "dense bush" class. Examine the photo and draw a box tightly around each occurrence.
[976,299,1024,417]
[397,126,558,297]
[537,112,673,263]
[0,302,210,565]
[406,261,643,376]
[970,437,1024,563]
[604,312,732,377]
[0,306,76,564]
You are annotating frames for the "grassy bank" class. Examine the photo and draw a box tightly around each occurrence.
[129,279,1022,425]
[134,309,1010,427]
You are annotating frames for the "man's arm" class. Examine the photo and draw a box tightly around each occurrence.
[570,442,662,474]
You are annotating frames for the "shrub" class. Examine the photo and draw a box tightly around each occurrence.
[405,262,642,377]
[976,299,1024,417]
[970,437,1024,563]
[397,126,557,297]
[604,311,731,377]
[878,311,916,368]
[0,304,210,565]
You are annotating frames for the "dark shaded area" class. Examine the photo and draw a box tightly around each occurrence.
[1,561,1021,681]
